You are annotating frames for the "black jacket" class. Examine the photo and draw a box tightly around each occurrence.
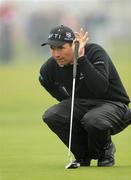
[39,43,130,105]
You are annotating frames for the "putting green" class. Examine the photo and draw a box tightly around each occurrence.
[0,58,131,180]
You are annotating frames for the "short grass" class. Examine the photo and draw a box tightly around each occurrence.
[0,56,131,180]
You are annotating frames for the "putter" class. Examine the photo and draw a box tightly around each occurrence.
[65,41,80,169]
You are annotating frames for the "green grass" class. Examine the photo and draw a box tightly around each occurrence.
[0,59,131,180]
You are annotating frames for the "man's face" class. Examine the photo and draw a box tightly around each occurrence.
[50,43,74,67]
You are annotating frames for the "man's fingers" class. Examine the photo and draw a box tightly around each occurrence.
[75,28,85,39]
[74,32,80,39]
[73,28,89,58]
[80,28,85,37]
[75,30,89,42]
[82,32,89,41]
[85,37,89,43]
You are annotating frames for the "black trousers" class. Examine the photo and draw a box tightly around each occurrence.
[43,98,129,160]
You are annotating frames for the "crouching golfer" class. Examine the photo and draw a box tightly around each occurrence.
[39,25,131,167]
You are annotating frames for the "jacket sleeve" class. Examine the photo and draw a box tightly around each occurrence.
[39,63,70,101]
[78,44,110,96]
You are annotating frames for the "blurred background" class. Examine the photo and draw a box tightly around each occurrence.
[0,0,131,63]
[0,0,131,179]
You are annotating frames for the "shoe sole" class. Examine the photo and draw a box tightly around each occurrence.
[98,143,116,167]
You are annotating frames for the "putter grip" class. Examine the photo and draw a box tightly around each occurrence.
[73,41,79,78]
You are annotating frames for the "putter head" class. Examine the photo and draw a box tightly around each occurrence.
[65,162,80,169]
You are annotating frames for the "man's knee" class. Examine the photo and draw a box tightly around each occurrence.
[81,112,112,132]
[42,106,57,126]
[42,103,69,128]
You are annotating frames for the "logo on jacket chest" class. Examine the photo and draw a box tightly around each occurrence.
[79,72,84,80]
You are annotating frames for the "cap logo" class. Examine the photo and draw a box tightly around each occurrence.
[48,33,53,38]
[48,33,61,39]
[65,32,72,38]
[64,32,74,41]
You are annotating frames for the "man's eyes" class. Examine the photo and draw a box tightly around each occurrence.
[50,46,63,50]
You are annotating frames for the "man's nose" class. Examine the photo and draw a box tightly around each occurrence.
[53,49,61,57]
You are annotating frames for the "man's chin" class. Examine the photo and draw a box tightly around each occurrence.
[58,63,71,67]
[58,64,64,67]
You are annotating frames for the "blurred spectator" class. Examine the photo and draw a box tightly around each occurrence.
[25,9,61,54]
[0,1,15,64]
[26,11,47,52]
